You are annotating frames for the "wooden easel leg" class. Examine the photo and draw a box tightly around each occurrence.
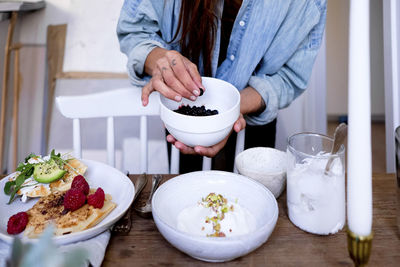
[42,24,67,155]
[0,11,18,173]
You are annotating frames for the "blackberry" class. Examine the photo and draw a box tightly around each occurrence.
[174,105,219,116]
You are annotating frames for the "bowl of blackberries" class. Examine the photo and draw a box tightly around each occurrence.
[159,77,240,147]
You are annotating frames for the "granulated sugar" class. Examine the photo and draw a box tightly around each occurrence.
[235,147,286,198]
[287,153,345,235]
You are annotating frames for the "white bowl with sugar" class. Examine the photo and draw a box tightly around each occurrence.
[234,147,287,198]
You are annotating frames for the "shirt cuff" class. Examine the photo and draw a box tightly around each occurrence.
[245,75,279,126]
[127,38,169,87]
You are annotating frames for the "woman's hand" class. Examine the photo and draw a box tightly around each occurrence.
[167,114,246,157]
[142,48,204,106]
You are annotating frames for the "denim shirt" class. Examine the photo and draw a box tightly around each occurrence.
[117,0,327,125]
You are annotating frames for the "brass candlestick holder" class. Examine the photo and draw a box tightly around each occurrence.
[347,229,373,267]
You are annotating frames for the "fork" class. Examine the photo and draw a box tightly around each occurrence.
[111,173,147,234]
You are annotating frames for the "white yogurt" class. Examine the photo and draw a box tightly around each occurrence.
[27,156,44,164]
[177,198,256,237]
[287,154,345,235]
[16,177,50,203]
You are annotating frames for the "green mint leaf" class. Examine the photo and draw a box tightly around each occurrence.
[15,174,26,187]
[24,165,34,177]
[17,162,25,171]
[16,163,25,172]
[4,181,15,195]
[8,189,18,204]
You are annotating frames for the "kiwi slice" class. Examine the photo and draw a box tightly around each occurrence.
[33,159,66,183]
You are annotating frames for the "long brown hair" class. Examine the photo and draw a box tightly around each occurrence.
[172,0,218,76]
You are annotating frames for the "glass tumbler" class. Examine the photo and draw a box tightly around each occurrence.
[287,133,345,235]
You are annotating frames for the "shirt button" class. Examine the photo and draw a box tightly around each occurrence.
[239,20,245,27]
[230,54,235,61]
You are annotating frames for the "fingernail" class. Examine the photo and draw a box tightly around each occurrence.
[190,95,196,101]
[199,88,204,96]
[193,89,200,96]
[175,95,182,101]
[194,147,201,153]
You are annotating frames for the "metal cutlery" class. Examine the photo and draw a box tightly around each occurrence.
[324,123,348,175]
[112,173,148,234]
[134,174,162,218]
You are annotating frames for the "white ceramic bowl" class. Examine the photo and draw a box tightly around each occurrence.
[159,77,240,147]
[235,147,287,198]
[151,171,278,262]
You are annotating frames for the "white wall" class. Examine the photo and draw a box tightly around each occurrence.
[326,0,385,118]
[18,0,127,72]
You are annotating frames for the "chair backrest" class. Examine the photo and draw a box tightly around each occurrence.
[55,87,245,174]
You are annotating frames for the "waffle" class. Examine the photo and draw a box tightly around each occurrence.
[24,189,116,238]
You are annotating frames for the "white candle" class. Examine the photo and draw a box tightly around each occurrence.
[347,0,373,236]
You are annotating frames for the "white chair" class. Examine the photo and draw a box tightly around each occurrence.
[55,87,245,174]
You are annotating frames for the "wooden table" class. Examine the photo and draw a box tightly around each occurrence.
[103,173,400,266]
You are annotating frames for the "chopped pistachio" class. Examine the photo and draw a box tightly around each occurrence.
[201,192,232,238]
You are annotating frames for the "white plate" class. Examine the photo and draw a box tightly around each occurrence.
[0,159,135,245]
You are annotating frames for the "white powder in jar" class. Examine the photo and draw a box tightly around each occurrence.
[287,152,345,235]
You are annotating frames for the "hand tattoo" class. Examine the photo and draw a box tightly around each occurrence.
[171,59,177,66]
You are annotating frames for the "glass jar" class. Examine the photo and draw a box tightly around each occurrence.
[287,132,345,235]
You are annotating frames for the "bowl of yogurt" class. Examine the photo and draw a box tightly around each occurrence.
[151,171,278,262]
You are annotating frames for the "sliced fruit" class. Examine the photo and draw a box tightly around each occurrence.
[33,159,66,183]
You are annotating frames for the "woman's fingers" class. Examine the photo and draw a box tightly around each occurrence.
[153,55,195,101]
[234,114,246,132]
[159,63,195,100]
[165,52,200,96]
[141,80,154,106]
[167,134,197,154]
[145,49,203,103]
[183,57,204,92]
[166,134,176,143]
[146,69,181,102]
[156,50,204,101]
[194,144,220,157]
[169,133,231,158]
[175,141,197,154]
